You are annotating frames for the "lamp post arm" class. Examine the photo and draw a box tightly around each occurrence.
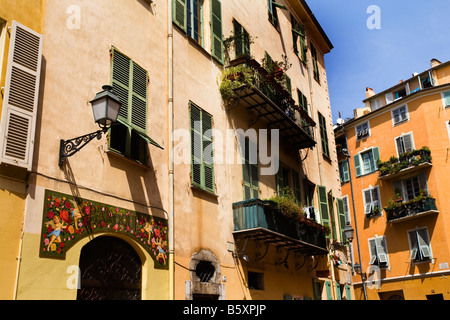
[58,128,105,167]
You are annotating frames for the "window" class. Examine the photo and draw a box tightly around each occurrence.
[338,161,349,183]
[363,186,381,216]
[303,178,315,207]
[354,147,380,177]
[318,112,330,158]
[292,170,301,206]
[442,91,450,108]
[395,132,414,156]
[391,105,409,125]
[291,14,307,62]
[371,98,382,111]
[297,89,308,114]
[317,185,331,238]
[310,43,320,82]
[368,236,389,267]
[394,87,407,100]
[110,48,159,164]
[242,138,259,200]
[276,161,290,195]
[356,121,370,140]
[268,0,285,27]
[393,172,428,202]
[248,271,264,290]
[342,196,351,224]
[210,0,224,63]
[233,20,250,58]
[408,228,432,262]
[190,102,215,193]
[187,0,203,45]
[336,198,348,243]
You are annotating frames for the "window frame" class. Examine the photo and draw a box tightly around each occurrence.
[368,235,390,268]
[407,227,433,263]
[391,104,409,126]
[0,19,6,85]
[393,172,428,202]
[186,0,204,46]
[233,19,250,59]
[370,98,382,111]
[355,121,371,141]
[241,137,259,200]
[362,186,381,217]
[338,160,350,183]
[310,43,320,83]
[354,147,380,177]
[441,91,450,109]
[395,132,415,157]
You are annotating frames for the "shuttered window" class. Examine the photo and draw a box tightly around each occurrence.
[443,91,450,108]
[242,138,259,200]
[318,112,330,158]
[187,0,203,45]
[210,0,223,63]
[338,160,350,183]
[394,172,428,202]
[233,20,250,59]
[317,185,331,238]
[354,147,380,177]
[109,48,159,164]
[190,102,215,193]
[363,186,381,216]
[310,43,320,82]
[395,132,414,155]
[292,170,301,206]
[391,105,409,125]
[368,236,389,267]
[0,21,43,170]
[408,228,432,262]
[336,198,347,243]
[291,14,307,62]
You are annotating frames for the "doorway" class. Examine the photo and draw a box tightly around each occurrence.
[77,236,142,300]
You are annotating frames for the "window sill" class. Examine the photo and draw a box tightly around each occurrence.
[191,184,218,198]
[393,119,409,127]
[106,149,150,170]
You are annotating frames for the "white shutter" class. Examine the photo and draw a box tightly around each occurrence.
[368,239,377,265]
[0,21,43,170]
[386,93,394,104]
[417,229,432,260]
[376,237,388,264]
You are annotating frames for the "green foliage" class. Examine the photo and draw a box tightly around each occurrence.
[377,146,432,177]
[219,65,255,101]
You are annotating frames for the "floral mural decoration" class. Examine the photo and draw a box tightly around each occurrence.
[40,190,168,269]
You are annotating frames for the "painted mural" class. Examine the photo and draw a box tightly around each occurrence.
[40,189,168,269]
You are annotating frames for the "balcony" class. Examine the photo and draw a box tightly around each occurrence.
[377,147,432,180]
[385,197,438,223]
[232,199,327,256]
[219,56,316,150]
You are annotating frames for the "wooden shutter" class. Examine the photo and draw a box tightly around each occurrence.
[202,111,215,192]
[242,138,258,200]
[345,284,352,300]
[376,237,388,264]
[210,0,223,63]
[372,147,380,170]
[354,154,362,177]
[233,20,243,58]
[131,63,148,131]
[417,228,431,259]
[408,230,419,260]
[0,21,43,170]
[111,48,131,122]
[336,199,347,243]
[325,281,332,300]
[317,185,330,235]
[173,0,187,31]
[190,103,202,186]
[386,92,394,104]
[368,239,377,264]
[335,283,342,300]
[291,14,299,55]
[403,134,414,153]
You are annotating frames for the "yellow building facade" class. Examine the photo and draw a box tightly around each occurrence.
[0,0,46,300]
[336,59,450,300]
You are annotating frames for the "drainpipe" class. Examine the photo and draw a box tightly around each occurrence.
[168,0,175,301]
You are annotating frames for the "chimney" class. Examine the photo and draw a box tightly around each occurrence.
[431,59,442,68]
[366,87,375,98]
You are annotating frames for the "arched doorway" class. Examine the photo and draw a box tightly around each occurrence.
[77,236,142,300]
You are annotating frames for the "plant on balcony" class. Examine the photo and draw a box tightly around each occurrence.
[266,188,329,234]
[219,65,255,101]
[377,146,432,177]
[385,190,435,221]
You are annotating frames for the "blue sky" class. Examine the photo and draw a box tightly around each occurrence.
[307,0,450,123]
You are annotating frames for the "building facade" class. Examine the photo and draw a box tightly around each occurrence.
[2,0,350,300]
[336,59,450,300]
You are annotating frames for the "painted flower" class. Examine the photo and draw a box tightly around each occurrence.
[154,229,161,238]
[113,224,119,231]
[50,243,57,252]
[47,211,55,219]
[44,238,49,246]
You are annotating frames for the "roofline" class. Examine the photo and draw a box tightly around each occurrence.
[299,0,334,51]
[362,60,450,103]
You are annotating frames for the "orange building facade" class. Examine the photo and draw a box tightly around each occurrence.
[335,59,450,300]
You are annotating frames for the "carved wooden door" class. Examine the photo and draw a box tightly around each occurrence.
[77,236,142,300]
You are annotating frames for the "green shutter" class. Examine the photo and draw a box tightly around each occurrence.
[335,283,342,300]
[345,284,352,300]
[337,199,347,243]
[312,279,321,300]
[292,170,301,206]
[111,48,132,122]
[372,147,380,169]
[211,0,223,63]
[285,75,292,96]
[318,112,329,158]
[173,0,187,30]
[190,103,215,193]
[291,14,299,55]
[131,62,148,131]
[242,138,259,200]
[325,281,332,300]
[354,154,362,177]
[317,185,330,237]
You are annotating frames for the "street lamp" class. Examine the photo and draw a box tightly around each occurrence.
[58,85,121,167]
[343,224,355,244]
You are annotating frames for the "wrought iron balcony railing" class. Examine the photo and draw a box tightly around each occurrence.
[385,197,438,223]
[377,147,432,180]
[232,199,327,256]
[221,56,316,150]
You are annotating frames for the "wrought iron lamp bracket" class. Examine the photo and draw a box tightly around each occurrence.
[59,127,107,167]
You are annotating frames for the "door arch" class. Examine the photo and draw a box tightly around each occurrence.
[77,236,142,300]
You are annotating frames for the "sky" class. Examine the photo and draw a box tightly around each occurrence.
[307,0,450,123]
